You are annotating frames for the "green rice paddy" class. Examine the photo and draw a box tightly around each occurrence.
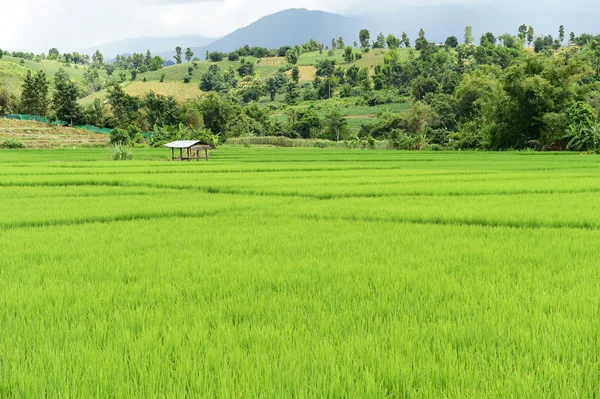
[1,147,599,397]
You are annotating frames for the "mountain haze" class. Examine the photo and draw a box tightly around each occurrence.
[157,9,364,60]
[82,6,600,61]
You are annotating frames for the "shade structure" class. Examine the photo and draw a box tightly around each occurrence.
[163,140,203,149]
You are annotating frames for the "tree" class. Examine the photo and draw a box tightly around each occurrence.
[277,46,291,57]
[415,29,428,51]
[53,69,81,125]
[285,49,298,65]
[104,63,115,76]
[359,29,371,49]
[286,67,298,85]
[174,46,182,64]
[185,48,194,63]
[331,38,337,50]
[48,48,60,60]
[84,67,101,92]
[20,70,37,116]
[84,99,105,132]
[411,76,439,100]
[150,56,164,71]
[386,34,400,49]
[199,64,235,92]
[284,82,299,105]
[316,59,335,78]
[208,52,226,62]
[337,37,345,49]
[265,77,279,101]
[373,32,386,49]
[323,109,348,141]
[197,92,239,136]
[401,32,410,48]
[34,70,50,119]
[445,36,459,48]
[291,109,322,138]
[144,50,152,67]
[480,32,497,47]
[344,46,354,63]
[569,32,576,45]
[238,78,265,103]
[558,25,565,44]
[238,60,255,77]
[527,26,535,47]
[107,83,140,128]
[92,50,104,66]
[144,91,180,128]
[21,70,49,119]
[518,24,527,41]
[464,26,474,45]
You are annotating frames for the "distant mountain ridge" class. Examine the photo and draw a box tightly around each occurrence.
[86,7,600,62]
[156,9,365,61]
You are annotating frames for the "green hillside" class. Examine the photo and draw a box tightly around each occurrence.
[1,48,404,103]
[0,55,129,98]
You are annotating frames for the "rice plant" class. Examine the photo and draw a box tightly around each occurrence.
[1,147,600,397]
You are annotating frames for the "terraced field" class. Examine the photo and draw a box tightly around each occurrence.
[0,119,109,147]
[1,147,599,397]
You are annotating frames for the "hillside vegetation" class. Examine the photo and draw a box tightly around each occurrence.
[2,27,600,152]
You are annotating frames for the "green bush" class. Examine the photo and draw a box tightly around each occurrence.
[110,128,130,145]
[1,139,25,149]
[110,144,134,160]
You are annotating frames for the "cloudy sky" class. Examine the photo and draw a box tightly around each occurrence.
[1,0,597,52]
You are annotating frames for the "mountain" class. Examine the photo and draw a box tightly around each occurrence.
[80,35,218,58]
[372,6,600,45]
[82,6,600,62]
[157,9,365,60]
[154,6,600,62]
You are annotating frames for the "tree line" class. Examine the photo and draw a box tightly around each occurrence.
[3,24,600,151]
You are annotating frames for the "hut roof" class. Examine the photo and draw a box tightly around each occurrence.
[163,140,202,149]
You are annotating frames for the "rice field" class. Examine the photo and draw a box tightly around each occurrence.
[1,147,600,397]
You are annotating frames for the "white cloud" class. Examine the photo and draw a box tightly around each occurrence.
[1,0,597,53]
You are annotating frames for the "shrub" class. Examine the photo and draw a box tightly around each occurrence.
[110,128,130,145]
[110,144,134,160]
[1,139,25,149]
[367,136,376,149]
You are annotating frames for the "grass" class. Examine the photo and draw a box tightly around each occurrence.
[0,56,128,100]
[1,147,600,396]
[138,57,282,83]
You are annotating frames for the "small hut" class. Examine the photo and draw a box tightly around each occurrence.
[164,140,211,161]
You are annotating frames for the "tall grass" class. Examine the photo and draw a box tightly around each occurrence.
[110,144,134,160]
